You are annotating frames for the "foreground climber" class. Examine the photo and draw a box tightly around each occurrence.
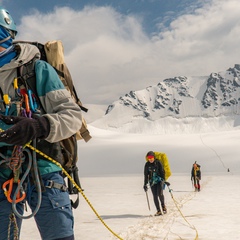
[0,7,82,240]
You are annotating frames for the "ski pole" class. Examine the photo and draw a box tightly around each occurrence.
[145,191,151,211]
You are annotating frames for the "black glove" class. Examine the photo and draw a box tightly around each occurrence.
[165,181,170,187]
[0,114,50,146]
[143,185,148,192]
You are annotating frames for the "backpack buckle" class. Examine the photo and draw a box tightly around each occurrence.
[45,180,68,192]
[45,180,54,188]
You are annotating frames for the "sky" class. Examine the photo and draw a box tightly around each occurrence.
[1,0,240,106]
[18,125,240,239]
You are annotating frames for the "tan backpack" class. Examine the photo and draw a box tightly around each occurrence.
[44,40,91,142]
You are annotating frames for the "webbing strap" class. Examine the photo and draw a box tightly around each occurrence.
[45,180,68,192]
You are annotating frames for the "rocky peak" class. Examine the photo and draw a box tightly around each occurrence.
[93,64,240,133]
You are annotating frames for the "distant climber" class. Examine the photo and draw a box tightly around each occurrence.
[191,162,201,192]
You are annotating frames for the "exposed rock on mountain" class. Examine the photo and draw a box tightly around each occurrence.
[92,64,240,133]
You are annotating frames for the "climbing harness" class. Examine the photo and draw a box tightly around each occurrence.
[151,172,162,186]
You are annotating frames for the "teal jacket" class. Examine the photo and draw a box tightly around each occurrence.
[0,43,82,179]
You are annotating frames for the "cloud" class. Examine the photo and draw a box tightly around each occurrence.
[15,1,240,105]
[152,0,240,74]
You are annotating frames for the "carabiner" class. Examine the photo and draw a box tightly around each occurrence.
[28,89,38,112]
[23,93,30,113]
[2,178,26,203]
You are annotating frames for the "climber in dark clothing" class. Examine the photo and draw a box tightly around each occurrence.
[143,151,166,216]
[191,162,201,191]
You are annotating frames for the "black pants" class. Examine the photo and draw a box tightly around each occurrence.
[150,181,165,211]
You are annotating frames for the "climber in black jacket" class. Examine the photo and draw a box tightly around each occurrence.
[143,151,166,216]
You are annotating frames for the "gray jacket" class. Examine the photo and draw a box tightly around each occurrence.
[0,43,82,178]
[0,43,82,143]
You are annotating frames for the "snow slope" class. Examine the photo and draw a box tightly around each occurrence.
[21,173,240,240]
[20,126,240,239]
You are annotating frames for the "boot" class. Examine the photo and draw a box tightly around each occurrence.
[154,210,162,216]
[162,205,167,214]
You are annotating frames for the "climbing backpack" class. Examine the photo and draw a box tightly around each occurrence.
[154,152,171,180]
[14,40,92,208]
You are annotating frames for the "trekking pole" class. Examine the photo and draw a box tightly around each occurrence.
[145,191,151,211]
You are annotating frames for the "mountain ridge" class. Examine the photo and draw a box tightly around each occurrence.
[91,64,240,134]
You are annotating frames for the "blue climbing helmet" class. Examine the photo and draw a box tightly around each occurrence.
[0,7,17,38]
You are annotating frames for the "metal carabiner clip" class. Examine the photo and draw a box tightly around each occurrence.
[2,178,26,203]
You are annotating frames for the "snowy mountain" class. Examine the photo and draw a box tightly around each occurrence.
[91,64,240,134]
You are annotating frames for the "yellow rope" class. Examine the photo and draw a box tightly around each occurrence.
[25,143,124,240]
[167,187,199,240]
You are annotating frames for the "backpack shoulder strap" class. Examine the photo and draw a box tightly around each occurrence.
[18,59,36,89]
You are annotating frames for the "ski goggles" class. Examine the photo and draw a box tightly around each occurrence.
[147,155,154,160]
